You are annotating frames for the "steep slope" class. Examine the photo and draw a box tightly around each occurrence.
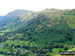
[14,9,75,47]
[0,10,34,31]
[0,9,75,56]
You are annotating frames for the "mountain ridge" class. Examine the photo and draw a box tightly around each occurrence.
[0,9,75,56]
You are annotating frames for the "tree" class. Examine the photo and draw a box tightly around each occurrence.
[64,47,68,50]
[16,45,21,48]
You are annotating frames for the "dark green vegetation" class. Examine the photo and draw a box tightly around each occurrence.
[0,9,75,56]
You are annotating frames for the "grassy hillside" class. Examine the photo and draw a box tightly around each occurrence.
[0,9,75,56]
